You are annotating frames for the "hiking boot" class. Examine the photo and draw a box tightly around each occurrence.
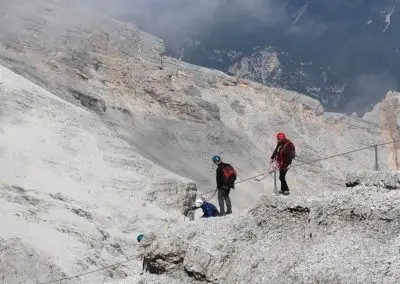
[218,212,226,217]
[226,209,232,215]
[282,190,290,195]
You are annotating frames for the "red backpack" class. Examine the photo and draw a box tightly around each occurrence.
[222,164,237,185]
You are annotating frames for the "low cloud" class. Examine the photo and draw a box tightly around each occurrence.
[344,73,398,114]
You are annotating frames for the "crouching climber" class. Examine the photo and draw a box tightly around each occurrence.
[191,198,219,218]
[212,155,237,216]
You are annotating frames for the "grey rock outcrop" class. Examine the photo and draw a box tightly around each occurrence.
[140,171,400,283]
[146,180,197,217]
[346,170,400,189]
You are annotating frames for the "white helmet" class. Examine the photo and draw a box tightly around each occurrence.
[194,198,203,207]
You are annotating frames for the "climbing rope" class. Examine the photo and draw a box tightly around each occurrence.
[201,189,217,201]
[38,256,141,284]
[233,139,400,186]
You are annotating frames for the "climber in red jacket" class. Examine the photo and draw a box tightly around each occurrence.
[270,132,296,195]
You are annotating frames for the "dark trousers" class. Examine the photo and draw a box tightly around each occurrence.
[218,186,232,213]
[279,168,289,192]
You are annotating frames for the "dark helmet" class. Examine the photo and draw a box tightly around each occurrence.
[212,155,221,163]
[137,234,144,242]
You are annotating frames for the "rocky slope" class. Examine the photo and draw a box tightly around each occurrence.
[139,171,400,283]
[0,64,196,283]
[1,0,400,283]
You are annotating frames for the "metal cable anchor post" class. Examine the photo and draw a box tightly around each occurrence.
[273,169,278,195]
[374,144,379,171]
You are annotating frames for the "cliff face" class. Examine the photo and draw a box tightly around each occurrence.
[361,91,400,171]
[379,92,400,170]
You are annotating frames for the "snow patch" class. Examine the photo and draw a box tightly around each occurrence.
[292,2,310,27]
[383,2,398,33]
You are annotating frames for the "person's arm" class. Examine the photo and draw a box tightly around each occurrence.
[270,144,280,160]
[216,167,223,189]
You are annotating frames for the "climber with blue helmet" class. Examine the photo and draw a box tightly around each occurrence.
[212,155,221,163]
[191,198,219,218]
[212,155,237,216]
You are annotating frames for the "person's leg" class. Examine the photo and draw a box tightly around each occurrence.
[224,187,232,214]
[279,168,289,194]
[218,189,225,214]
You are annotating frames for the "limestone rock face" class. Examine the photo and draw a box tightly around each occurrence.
[362,91,400,171]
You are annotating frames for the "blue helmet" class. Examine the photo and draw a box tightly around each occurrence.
[212,155,221,163]
[137,234,144,242]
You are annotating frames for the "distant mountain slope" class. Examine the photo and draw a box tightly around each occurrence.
[128,0,400,114]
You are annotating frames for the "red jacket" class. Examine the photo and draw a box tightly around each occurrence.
[271,139,296,169]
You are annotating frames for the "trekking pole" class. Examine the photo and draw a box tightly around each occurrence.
[268,161,278,195]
